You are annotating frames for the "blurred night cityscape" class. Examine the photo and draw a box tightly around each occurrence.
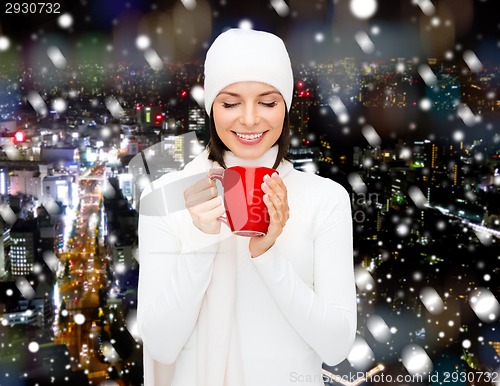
[1,0,500,385]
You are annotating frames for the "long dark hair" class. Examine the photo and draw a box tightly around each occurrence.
[207,110,291,169]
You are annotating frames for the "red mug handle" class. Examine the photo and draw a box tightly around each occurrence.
[208,172,230,227]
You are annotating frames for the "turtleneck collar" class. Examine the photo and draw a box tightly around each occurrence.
[223,145,279,168]
[202,145,294,179]
[195,145,294,179]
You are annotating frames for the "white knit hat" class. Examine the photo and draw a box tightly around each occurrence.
[204,28,294,115]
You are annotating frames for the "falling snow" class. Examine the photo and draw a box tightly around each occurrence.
[452,129,464,142]
[350,0,378,20]
[135,35,151,50]
[190,85,205,108]
[15,278,35,300]
[105,96,125,118]
[315,33,324,43]
[463,50,483,73]
[28,342,40,353]
[0,2,497,385]
[348,337,375,370]
[402,344,433,375]
[51,97,67,113]
[469,288,500,322]
[270,0,290,17]
[238,19,253,30]
[144,48,164,70]
[418,64,437,86]
[355,266,375,291]
[57,13,74,29]
[355,31,375,54]
[420,287,444,315]
[361,125,381,147]
[348,173,367,194]
[457,103,480,127]
[414,0,435,16]
[367,314,391,343]
[180,0,197,10]
[329,96,349,123]
[27,91,48,116]
[73,313,86,325]
[419,98,432,111]
[0,36,11,51]
[408,186,428,209]
[47,46,68,69]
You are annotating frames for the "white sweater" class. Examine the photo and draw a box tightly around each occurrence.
[137,147,356,386]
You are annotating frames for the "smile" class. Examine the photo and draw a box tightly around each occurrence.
[234,132,265,140]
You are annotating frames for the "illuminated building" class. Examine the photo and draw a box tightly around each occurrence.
[340,58,357,76]
[136,105,164,128]
[188,107,206,135]
[431,143,438,169]
[127,137,139,155]
[488,341,500,358]
[10,170,42,199]
[0,281,54,327]
[8,219,39,277]
[389,168,411,207]
[288,146,320,173]
[0,167,10,195]
[0,219,4,278]
[290,81,314,142]
[42,175,73,207]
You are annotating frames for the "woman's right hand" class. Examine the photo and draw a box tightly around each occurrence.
[184,176,225,234]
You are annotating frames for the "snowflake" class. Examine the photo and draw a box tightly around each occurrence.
[180,0,197,10]
[361,125,381,147]
[329,96,349,123]
[58,13,74,29]
[47,46,67,69]
[28,342,39,353]
[74,313,86,325]
[415,0,435,16]
[463,50,483,72]
[27,91,48,116]
[350,0,378,19]
[402,344,433,375]
[190,85,205,108]
[136,35,151,50]
[52,98,67,113]
[0,36,10,51]
[355,31,375,54]
[469,288,500,322]
[420,287,444,314]
[270,0,290,17]
[238,19,253,30]
[419,98,432,111]
[347,337,375,370]
[144,48,164,71]
[418,64,437,86]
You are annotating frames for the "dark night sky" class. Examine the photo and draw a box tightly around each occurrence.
[0,0,500,33]
[1,0,499,65]
[0,0,497,35]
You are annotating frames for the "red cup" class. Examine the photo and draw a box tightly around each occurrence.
[209,166,277,237]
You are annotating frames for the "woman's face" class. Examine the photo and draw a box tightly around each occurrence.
[212,82,286,160]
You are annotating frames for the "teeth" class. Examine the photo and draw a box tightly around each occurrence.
[236,132,264,140]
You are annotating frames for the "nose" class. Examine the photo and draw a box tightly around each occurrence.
[239,104,259,127]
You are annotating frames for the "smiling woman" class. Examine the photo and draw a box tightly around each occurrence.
[212,82,286,161]
[204,28,294,171]
[138,28,356,386]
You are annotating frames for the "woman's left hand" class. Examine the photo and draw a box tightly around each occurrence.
[249,172,290,258]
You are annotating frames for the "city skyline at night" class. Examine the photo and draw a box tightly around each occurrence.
[1,1,499,385]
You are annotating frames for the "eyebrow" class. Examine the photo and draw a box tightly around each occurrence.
[217,91,281,97]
